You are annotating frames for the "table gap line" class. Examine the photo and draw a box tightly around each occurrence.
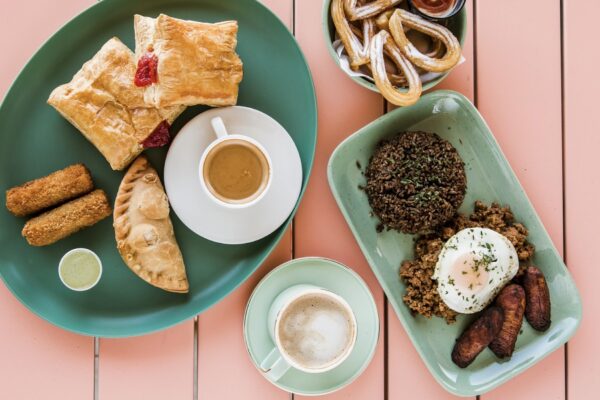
[94,337,99,400]
[559,0,569,398]
[290,2,296,397]
[382,98,389,400]
[472,0,479,108]
[194,315,199,400]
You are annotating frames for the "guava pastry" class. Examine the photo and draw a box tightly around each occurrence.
[133,14,243,108]
[48,38,185,170]
[113,156,189,293]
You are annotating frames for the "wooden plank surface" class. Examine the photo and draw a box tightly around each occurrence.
[198,229,292,399]
[196,2,292,398]
[293,1,385,399]
[0,1,94,399]
[563,0,600,399]
[4,0,597,398]
[475,1,565,399]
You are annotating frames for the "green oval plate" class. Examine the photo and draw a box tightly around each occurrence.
[0,0,316,337]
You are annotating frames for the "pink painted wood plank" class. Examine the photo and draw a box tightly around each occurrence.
[386,2,475,399]
[0,0,94,97]
[563,0,600,398]
[0,284,93,399]
[195,2,293,399]
[435,0,475,100]
[100,322,194,399]
[198,229,292,399]
[0,1,94,399]
[476,1,565,399]
[294,1,385,398]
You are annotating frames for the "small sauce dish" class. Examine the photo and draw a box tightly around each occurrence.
[407,0,466,21]
[58,248,102,291]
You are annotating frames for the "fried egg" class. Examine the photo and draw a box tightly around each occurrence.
[433,227,518,314]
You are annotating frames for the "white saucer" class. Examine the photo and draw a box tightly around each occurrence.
[164,106,302,244]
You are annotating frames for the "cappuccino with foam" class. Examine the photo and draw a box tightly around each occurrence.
[276,292,356,370]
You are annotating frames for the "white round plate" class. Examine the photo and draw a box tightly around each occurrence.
[164,106,302,244]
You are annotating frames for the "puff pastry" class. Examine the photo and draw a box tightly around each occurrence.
[134,14,243,108]
[114,156,189,293]
[48,38,185,170]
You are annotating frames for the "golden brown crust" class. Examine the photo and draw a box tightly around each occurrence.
[523,266,551,331]
[6,164,94,217]
[452,307,504,368]
[489,284,526,358]
[369,30,422,107]
[21,189,111,246]
[134,14,243,108]
[113,156,189,293]
[331,0,374,70]
[343,0,403,21]
[47,37,184,170]
[388,9,461,73]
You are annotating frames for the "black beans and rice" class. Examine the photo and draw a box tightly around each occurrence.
[364,131,467,234]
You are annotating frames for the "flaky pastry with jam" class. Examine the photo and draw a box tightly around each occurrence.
[48,14,244,170]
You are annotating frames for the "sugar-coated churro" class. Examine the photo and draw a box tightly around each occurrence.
[389,9,461,72]
[370,30,422,106]
[344,0,403,21]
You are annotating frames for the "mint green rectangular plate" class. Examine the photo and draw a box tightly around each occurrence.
[327,91,581,396]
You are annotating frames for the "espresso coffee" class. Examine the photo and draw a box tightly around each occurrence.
[277,293,355,369]
[203,139,269,203]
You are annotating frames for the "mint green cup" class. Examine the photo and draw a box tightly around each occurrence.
[260,284,358,381]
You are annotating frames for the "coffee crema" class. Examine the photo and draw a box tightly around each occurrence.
[203,139,269,203]
[277,293,355,370]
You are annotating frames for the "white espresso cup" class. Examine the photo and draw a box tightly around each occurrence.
[260,284,357,381]
[199,116,273,209]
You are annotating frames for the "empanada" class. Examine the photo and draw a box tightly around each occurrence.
[48,37,185,170]
[114,156,189,293]
[133,14,243,108]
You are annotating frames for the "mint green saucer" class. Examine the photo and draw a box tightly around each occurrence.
[243,257,379,395]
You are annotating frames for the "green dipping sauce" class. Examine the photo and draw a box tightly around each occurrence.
[59,249,102,290]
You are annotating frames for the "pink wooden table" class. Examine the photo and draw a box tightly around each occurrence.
[1,1,598,399]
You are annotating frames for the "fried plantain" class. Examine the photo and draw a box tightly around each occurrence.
[489,284,526,358]
[523,266,551,331]
[452,306,504,368]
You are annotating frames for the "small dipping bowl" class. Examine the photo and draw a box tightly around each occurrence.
[58,248,102,291]
[407,0,466,22]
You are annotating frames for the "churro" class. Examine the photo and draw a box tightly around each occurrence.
[370,31,422,106]
[343,0,403,21]
[332,0,375,70]
[389,9,461,72]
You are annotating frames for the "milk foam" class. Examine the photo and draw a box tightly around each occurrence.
[278,293,353,369]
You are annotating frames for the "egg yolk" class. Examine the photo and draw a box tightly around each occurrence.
[449,253,490,294]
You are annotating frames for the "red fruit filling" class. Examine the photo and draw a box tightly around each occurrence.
[142,121,171,148]
[134,52,158,87]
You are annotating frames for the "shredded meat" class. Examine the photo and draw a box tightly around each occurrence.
[399,201,535,324]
